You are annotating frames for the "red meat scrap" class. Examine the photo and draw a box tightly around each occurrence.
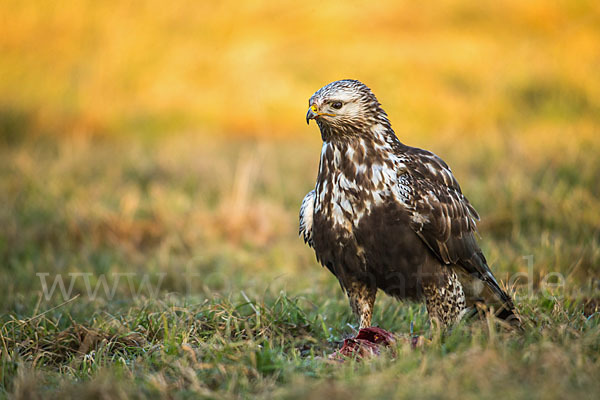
[328,327,426,361]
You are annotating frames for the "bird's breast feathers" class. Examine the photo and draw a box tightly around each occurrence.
[313,139,412,233]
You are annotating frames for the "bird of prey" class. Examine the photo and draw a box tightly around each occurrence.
[299,79,520,329]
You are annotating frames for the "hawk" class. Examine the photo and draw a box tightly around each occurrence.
[299,79,520,329]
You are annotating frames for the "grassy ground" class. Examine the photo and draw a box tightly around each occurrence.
[1,132,599,399]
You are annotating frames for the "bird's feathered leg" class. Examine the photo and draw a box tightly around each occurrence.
[422,269,467,327]
[347,281,377,329]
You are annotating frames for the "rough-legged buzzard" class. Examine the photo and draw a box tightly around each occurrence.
[300,79,520,328]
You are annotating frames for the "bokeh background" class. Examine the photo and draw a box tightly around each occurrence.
[2,0,600,308]
[3,0,600,139]
[3,0,600,302]
[1,1,600,396]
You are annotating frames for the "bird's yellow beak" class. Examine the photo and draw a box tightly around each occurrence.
[306,104,336,124]
[306,104,318,125]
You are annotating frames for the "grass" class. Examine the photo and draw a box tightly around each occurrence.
[1,132,599,399]
[1,0,600,397]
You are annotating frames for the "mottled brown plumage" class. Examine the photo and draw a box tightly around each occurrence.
[299,79,520,329]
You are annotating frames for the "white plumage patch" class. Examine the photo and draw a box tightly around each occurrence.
[411,212,429,225]
[299,190,315,247]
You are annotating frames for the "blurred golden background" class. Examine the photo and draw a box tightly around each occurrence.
[2,3,600,397]
[1,0,599,306]
[2,0,599,141]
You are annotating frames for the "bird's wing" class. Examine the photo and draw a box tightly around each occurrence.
[299,190,315,248]
[399,146,507,297]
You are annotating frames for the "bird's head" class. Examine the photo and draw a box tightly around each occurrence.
[306,79,390,141]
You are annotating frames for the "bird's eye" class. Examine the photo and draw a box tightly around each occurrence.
[331,101,343,109]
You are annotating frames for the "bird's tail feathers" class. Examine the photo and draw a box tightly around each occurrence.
[457,270,522,328]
